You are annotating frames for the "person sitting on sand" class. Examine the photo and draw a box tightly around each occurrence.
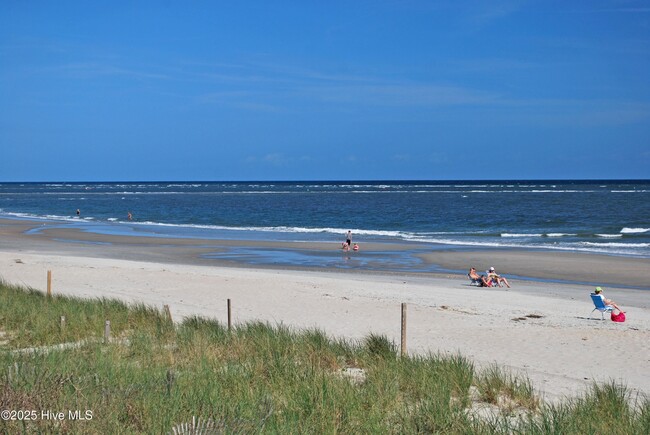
[342,242,350,252]
[468,267,490,287]
[487,266,510,288]
[594,287,623,312]
[353,243,359,251]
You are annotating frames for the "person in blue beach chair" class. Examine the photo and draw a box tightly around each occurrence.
[593,287,623,312]
[591,287,626,321]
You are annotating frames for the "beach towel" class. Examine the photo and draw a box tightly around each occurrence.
[611,311,626,323]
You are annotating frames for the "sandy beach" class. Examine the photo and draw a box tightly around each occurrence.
[1,218,649,404]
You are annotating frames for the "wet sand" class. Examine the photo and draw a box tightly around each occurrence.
[2,218,649,289]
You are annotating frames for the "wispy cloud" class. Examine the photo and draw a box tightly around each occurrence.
[307,83,501,107]
[445,58,539,73]
[18,40,647,122]
[455,0,529,31]
[392,154,411,162]
[41,61,170,81]
[188,59,506,110]
[493,99,650,127]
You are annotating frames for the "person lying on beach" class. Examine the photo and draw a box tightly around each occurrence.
[487,267,511,288]
[594,287,623,312]
[468,268,490,287]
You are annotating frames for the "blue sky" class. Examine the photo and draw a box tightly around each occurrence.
[1,1,649,181]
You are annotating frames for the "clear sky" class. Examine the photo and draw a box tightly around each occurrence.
[1,1,649,181]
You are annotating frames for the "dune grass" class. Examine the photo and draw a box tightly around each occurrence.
[0,280,648,433]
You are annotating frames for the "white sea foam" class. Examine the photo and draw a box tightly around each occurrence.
[596,234,623,238]
[127,220,420,240]
[2,214,647,258]
[409,237,649,256]
[620,227,650,234]
[0,211,82,222]
[501,233,543,238]
[579,242,650,248]
[165,184,203,188]
[546,233,577,237]
[534,190,598,193]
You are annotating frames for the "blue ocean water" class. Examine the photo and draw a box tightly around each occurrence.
[1,180,649,258]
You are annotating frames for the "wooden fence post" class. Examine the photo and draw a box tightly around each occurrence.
[227,299,232,331]
[60,316,66,331]
[164,304,172,322]
[401,303,407,357]
[104,320,111,344]
[166,369,175,396]
[47,270,52,297]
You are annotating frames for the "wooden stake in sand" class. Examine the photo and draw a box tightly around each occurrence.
[60,316,66,331]
[401,303,407,357]
[47,270,52,297]
[164,304,172,322]
[104,320,111,344]
[166,369,175,395]
[227,299,232,331]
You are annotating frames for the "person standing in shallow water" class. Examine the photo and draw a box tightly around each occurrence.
[346,230,352,247]
[76,209,80,216]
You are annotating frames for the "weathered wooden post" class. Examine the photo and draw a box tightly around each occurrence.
[401,303,407,357]
[166,369,175,396]
[164,304,172,322]
[47,270,52,297]
[104,320,111,344]
[227,299,232,331]
[60,316,66,331]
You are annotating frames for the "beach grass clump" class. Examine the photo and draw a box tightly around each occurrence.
[475,364,540,412]
[0,280,174,348]
[377,353,476,433]
[1,280,649,433]
[513,381,649,434]
[363,333,397,360]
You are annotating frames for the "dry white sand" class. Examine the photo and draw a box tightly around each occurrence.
[1,248,649,404]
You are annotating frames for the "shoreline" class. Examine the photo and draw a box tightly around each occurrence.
[1,217,649,290]
[1,217,650,403]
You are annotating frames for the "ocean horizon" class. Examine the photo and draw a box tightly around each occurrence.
[1,179,649,259]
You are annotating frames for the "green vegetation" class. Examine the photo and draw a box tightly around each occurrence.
[1,280,648,433]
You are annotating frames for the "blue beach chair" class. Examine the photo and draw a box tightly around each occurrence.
[590,293,614,320]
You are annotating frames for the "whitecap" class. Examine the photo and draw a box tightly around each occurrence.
[580,242,650,248]
[620,227,650,234]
